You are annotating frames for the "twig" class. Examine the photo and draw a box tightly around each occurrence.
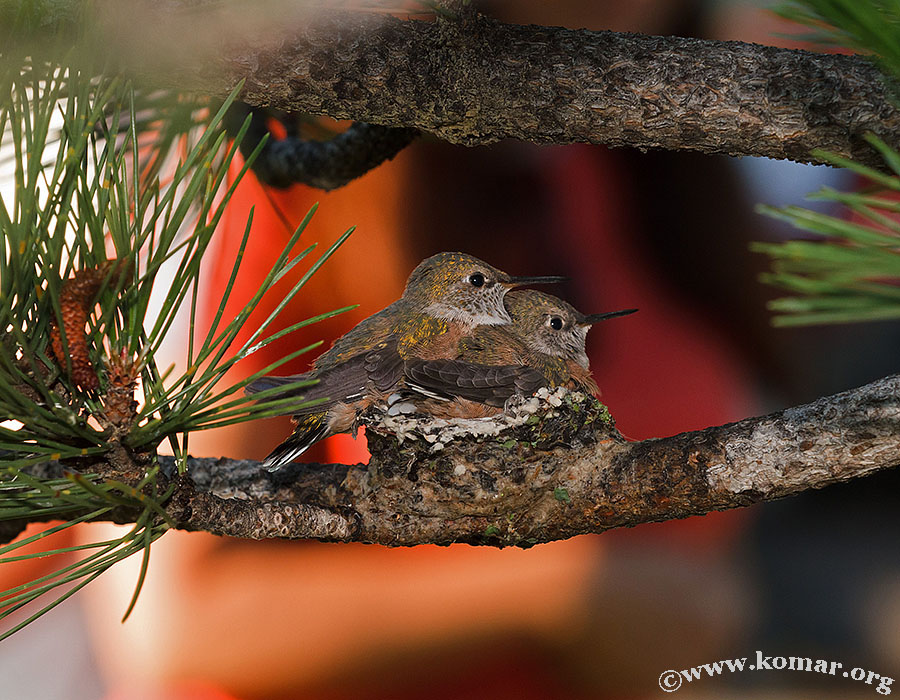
[225,104,418,190]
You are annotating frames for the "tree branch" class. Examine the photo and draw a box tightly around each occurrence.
[6,375,898,546]
[135,7,900,169]
[4,373,878,549]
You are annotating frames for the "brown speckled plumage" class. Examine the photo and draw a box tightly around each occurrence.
[247,252,559,469]
[405,290,635,407]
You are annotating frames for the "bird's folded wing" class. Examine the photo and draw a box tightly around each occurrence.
[404,359,546,407]
[245,341,406,416]
[364,340,406,393]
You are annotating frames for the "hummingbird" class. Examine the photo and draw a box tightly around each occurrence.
[246,252,566,469]
[402,289,637,415]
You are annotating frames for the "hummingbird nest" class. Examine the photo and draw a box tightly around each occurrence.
[361,386,615,458]
[345,386,623,542]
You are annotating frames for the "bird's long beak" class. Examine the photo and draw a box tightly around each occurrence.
[505,275,568,287]
[579,308,638,325]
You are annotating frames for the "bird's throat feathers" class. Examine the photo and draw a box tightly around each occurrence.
[424,300,511,327]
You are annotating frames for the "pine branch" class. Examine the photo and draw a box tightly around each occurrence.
[0,58,353,635]
[121,6,900,169]
[6,2,899,169]
[5,374,898,547]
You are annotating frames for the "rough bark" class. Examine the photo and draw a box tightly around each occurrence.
[5,375,898,547]
[132,6,900,169]
[0,373,872,549]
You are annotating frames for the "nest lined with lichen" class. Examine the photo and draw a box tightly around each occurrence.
[359,386,618,480]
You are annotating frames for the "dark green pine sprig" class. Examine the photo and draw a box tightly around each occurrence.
[0,55,353,636]
[753,138,900,326]
[0,465,170,641]
[755,0,900,326]
[775,0,900,85]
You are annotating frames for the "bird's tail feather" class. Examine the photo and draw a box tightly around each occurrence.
[263,412,330,471]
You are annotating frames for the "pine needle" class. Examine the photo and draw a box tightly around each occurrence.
[1,35,354,639]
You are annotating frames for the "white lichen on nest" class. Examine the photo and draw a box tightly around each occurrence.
[364,386,585,452]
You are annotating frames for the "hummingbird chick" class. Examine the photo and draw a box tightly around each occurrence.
[246,252,565,469]
[404,289,636,415]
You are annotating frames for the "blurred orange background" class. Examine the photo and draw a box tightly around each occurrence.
[2,2,899,699]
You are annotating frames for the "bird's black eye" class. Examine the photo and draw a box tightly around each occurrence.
[468,272,485,287]
[549,316,563,330]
